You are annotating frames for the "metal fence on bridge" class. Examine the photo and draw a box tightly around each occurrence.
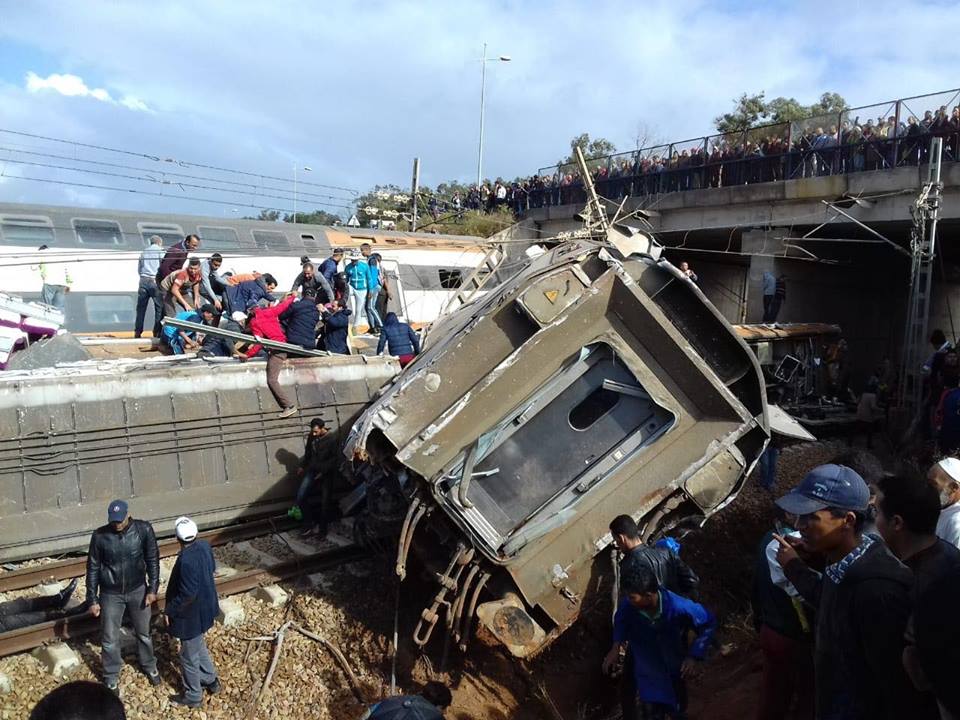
[526,87,960,210]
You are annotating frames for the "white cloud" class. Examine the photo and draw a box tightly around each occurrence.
[24,71,151,112]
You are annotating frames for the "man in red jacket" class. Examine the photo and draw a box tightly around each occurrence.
[244,295,299,418]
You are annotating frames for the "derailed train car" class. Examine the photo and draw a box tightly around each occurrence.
[344,229,771,658]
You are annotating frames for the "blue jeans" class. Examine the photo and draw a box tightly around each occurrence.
[366,285,383,330]
[40,284,66,311]
[135,276,163,337]
[100,586,157,684]
[296,470,316,506]
[178,633,218,703]
[348,286,368,329]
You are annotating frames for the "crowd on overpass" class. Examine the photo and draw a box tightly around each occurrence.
[518,103,960,211]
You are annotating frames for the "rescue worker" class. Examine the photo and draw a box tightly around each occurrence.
[165,517,221,708]
[36,244,71,312]
[85,500,161,695]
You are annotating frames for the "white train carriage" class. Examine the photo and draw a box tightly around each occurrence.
[0,202,490,333]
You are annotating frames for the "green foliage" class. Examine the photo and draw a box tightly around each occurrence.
[283,209,342,225]
[714,91,850,133]
[559,133,618,166]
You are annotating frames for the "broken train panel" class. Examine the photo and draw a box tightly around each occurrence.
[345,238,770,658]
[0,354,399,561]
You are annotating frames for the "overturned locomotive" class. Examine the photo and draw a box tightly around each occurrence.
[344,227,770,658]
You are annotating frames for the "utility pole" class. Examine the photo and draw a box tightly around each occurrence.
[411,157,420,232]
[899,136,944,410]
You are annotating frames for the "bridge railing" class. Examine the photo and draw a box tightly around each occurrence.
[525,87,960,211]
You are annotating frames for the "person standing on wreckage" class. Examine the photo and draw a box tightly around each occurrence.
[85,500,161,696]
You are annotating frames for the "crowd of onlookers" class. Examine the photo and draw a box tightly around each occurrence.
[131,236,421,418]
[515,104,960,211]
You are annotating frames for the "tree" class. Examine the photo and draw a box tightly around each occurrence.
[714,91,851,133]
[808,92,849,117]
[283,209,342,225]
[633,121,663,151]
[252,209,281,222]
[714,92,769,134]
[559,133,617,166]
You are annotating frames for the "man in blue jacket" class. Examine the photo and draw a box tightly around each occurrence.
[376,312,420,368]
[602,564,715,719]
[165,517,220,709]
[321,301,351,355]
[319,249,343,287]
[280,290,321,350]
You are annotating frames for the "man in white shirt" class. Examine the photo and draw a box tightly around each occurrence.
[929,457,960,548]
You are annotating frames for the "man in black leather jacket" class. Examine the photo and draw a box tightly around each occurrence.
[609,514,700,720]
[85,500,161,694]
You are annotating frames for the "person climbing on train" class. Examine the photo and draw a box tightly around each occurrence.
[290,261,334,304]
[223,272,278,318]
[376,312,420,368]
[85,500,161,696]
[280,289,321,351]
[319,248,343,287]
[320,300,351,355]
[160,308,202,354]
[242,294,299,418]
[156,234,200,284]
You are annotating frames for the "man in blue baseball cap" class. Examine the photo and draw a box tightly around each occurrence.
[360,682,451,720]
[773,464,921,720]
[85,500,161,696]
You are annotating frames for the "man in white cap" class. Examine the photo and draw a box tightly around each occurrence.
[929,457,960,548]
[165,517,221,708]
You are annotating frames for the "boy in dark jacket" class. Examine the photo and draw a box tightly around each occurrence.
[775,464,920,720]
[165,517,220,709]
[280,291,321,350]
[376,312,420,367]
[321,302,351,355]
[602,564,715,719]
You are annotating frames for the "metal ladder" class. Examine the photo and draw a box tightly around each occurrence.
[440,243,506,315]
[899,137,944,410]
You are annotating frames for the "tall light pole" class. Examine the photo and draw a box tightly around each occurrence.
[477,43,511,191]
[293,164,312,223]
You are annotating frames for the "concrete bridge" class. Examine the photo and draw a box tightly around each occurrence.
[516,162,960,383]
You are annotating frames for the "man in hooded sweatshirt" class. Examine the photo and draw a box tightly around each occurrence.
[376,312,420,368]
[774,464,920,720]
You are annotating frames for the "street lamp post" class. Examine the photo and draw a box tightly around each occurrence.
[293,164,312,223]
[476,43,511,191]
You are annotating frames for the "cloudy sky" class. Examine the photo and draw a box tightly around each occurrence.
[1,0,958,218]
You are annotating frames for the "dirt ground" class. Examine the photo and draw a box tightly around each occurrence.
[0,439,866,719]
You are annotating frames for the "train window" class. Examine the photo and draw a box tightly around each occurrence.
[73,219,124,246]
[569,388,620,430]
[138,223,184,247]
[300,234,321,251]
[252,230,289,251]
[438,269,463,289]
[0,217,54,246]
[84,295,136,325]
[197,226,241,250]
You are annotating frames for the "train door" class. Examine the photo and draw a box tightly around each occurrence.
[378,259,408,321]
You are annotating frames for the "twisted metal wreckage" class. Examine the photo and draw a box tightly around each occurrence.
[342,148,778,659]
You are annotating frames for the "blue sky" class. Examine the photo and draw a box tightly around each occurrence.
[1,0,958,218]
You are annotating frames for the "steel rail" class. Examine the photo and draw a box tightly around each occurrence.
[0,515,300,593]
[0,544,369,658]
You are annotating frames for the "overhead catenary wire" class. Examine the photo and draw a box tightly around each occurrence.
[0,146,357,203]
[0,158,354,210]
[0,128,359,195]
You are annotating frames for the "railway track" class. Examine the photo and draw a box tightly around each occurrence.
[0,543,370,658]
[0,514,299,593]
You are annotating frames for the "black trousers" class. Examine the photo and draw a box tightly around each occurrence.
[0,595,65,633]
